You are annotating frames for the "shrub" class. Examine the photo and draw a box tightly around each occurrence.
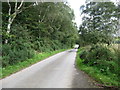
[79,45,119,75]
[2,43,35,67]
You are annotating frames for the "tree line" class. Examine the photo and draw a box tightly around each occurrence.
[78,1,119,46]
[77,1,120,86]
[2,2,78,67]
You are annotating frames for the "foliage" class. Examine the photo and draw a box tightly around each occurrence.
[76,48,119,86]
[78,2,119,46]
[79,45,119,74]
[2,2,78,68]
[76,1,120,87]
[2,43,35,67]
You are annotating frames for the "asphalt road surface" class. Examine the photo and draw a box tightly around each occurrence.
[1,49,96,88]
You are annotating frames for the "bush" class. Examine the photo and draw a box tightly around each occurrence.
[79,45,119,75]
[2,43,35,67]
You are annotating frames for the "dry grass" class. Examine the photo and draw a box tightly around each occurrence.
[111,44,120,50]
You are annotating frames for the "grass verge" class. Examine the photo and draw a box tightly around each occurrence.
[76,48,119,87]
[1,49,68,79]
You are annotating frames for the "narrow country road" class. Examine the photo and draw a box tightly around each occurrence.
[2,49,96,88]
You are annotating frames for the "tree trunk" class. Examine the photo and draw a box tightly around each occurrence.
[5,13,16,44]
[5,0,23,44]
[5,21,12,44]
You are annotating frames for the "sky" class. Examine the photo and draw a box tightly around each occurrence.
[67,0,86,28]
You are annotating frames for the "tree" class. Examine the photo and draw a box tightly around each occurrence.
[79,1,119,46]
[2,2,78,66]
[4,0,35,44]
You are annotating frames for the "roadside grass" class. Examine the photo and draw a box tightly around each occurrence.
[1,49,68,79]
[76,48,119,87]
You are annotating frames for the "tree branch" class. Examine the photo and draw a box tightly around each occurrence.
[7,0,11,16]
[17,0,24,10]
[41,5,50,22]
[15,0,18,11]
[18,4,34,14]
